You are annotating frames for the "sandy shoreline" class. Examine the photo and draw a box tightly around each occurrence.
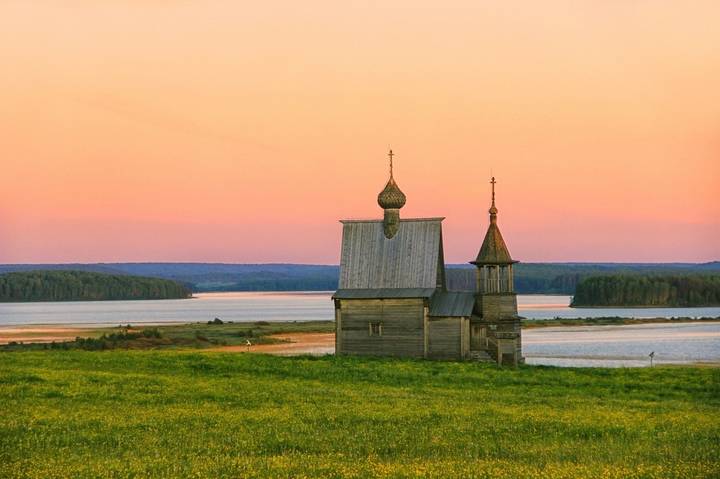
[0,326,101,344]
[212,332,335,355]
[0,324,335,355]
[3,323,719,364]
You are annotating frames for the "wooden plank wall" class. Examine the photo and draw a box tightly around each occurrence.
[462,318,470,358]
[427,317,462,360]
[475,293,518,320]
[338,298,425,358]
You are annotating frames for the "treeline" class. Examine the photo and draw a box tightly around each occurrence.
[0,271,192,302]
[446,267,581,294]
[1,262,718,294]
[571,275,720,307]
[446,262,720,295]
[199,276,339,292]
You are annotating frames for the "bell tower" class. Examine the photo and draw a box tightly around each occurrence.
[469,177,523,365]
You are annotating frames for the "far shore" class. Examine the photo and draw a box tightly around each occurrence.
[3,317,719,346]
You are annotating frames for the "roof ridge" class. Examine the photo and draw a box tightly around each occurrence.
[340,217,445,224]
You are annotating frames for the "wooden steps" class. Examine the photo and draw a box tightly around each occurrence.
[467,350,494,362]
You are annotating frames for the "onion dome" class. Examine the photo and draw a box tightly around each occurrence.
[378,176,406,209]
[377,149,406,210]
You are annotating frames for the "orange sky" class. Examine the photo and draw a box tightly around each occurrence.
[1,1,718,264]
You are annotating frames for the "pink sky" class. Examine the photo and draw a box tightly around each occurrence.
[1,1,718,264]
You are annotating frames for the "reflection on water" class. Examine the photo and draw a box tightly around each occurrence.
[518,295,720,320]
[1,292,718,328]
[0,291,336,327]
[524,322,720,367]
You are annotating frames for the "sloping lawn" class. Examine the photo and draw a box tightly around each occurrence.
[1,351,718,478]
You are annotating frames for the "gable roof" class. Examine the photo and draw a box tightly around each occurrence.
[473,222,515,265]
[428,291,475,317]
[337,218,445,291]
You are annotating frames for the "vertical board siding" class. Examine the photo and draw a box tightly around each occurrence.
[338,299,425,357]
[338,219,443,290]
[428,317,462,360]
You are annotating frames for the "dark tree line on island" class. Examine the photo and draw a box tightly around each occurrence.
[0,271,192,302]
[0,263,719,301]
[445,262,720,295]
[570,274,720,307]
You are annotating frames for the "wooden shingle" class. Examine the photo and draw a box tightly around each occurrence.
[337,218,445,291]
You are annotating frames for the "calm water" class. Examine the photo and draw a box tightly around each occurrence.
[1,293,718,327]
[0,292,335,327]
[1,292,718,367]
[523,322,720,367]
[517,295,720,320]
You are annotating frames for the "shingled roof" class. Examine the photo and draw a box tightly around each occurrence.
[428,291,475,317]
[472,177,516,265]
[473,222,515,265]
[336,218,446,292]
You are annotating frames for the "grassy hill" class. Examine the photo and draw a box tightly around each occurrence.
[0,351,717,478]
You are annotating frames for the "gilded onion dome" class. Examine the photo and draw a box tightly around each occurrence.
[377,176,406,209]
[377,149,406,210]
[378,149,405,239]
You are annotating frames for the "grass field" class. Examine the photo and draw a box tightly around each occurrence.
[1,351,718,478]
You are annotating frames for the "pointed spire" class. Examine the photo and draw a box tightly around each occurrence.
[471,176,515,265]
[489,176,498,222]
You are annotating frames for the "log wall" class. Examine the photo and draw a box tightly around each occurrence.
[427,317,467,360]
[336,298,425,358]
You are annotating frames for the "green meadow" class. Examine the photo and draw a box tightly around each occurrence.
[1,351,718,479]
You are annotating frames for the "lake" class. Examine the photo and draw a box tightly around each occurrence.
[1,292,718,327]
[1,292,718,367]
[523,322,720,367]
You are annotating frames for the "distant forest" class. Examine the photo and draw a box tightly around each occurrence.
[446,262,720,295]
[571,275,720,307]
[0,271,192,302]
[0,262,718,295]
